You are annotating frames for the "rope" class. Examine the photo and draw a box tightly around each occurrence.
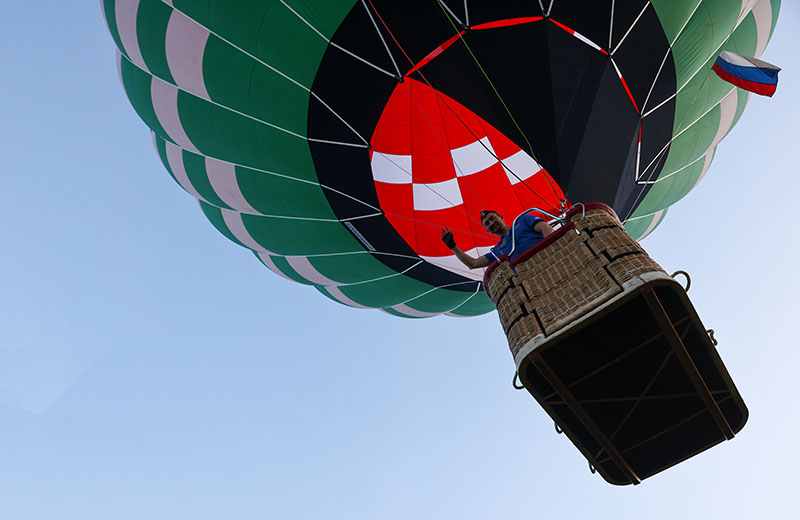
[434,2,561,207]
[364,0,503,241]
[434,3,565,209]
[623,66,712,222]
[436,2,536,160]
[365,0,562,213]
[365,0,563,241]
[623,1,756,223]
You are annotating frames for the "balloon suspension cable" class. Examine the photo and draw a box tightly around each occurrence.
[364,0,510,239]
[366,0,567,260]
[364,0,505,243]
[624,49,716,222]
[377,93,488,229]
[432,2,564,210]
[410,82,494,222]
[435,3,535,159]
[416,4,560,211]
[365,0,562,245]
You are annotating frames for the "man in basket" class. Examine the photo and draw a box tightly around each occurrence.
[441,210,554,269]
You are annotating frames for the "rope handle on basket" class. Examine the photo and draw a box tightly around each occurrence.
[589,461,596,474]
[671,270,691,292]
[554,422,563,434]
[707,329,718,346]
[512,371,525,390]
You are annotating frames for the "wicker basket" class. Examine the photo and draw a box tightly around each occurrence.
[483,203,747,485]
[484,203,665,363]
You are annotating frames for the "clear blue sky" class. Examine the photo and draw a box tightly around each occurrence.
[1,3,798,519]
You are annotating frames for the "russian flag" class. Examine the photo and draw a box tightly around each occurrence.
[712,51,780,97]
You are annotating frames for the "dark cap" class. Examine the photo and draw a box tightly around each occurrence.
[480,210,500,220]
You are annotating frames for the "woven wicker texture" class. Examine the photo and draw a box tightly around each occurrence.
[495,285,527,326]
[606,253,665,285]
[529,260,619,335]
[515,228,594,279]
[587,227,645,258]
[489,206,666,360]
[506,315,543,358]
[570,208,620,232]
[486,260,516,302]
[519,241,597,298]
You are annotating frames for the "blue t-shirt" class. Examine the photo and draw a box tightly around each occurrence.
[483,215,544,262]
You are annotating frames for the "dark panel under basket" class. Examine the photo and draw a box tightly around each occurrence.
[518,279,747,485]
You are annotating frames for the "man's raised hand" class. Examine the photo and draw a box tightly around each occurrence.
[440,227,456,249]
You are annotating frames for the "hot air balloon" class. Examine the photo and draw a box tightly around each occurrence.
[101,0,781,483]
[100,0,781,318]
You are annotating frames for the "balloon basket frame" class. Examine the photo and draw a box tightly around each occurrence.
[483,203,747,485]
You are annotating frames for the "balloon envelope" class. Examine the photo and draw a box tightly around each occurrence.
[101,0,780,317]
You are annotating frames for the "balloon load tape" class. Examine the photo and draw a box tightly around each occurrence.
[486,203,748,485]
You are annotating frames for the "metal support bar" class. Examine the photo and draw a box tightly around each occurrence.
[605,351,676,445]
[547,389,733,406]
[642,288,735,440]
[595,392,737,466]
[531,354,642,485]
[594,405,710,465]
[538,316,690,403]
